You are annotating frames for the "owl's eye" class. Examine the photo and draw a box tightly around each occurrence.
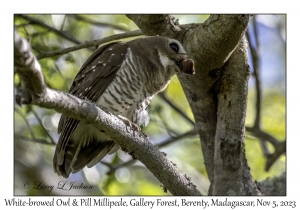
[170,43,179,53]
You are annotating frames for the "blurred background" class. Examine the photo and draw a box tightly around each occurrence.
[14,14,286,195]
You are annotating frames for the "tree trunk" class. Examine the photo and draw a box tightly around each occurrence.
[127,14,261,195]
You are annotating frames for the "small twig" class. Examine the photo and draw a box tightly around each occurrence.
[60,15,67,31]
[259,138,271,156]
[265,141,286,171]
[155,108,179,137]
[31,107,56,144]
[14,108,36,140]
[245,126,285,171]
[16,135,55,145]
[253,16,261,53]
[16,14,82,45]
[158,92,194,126]
[15,23,32,28]
[71,15,130,31]
[246,126,279,146]
[31,45,43,53]
[247,17,271,165]
[103,159,137,175]
[36,30,143,60]
[246,23,261,129]
[252,16,262,129]
[157,129,197,148]
[28,30,51,39]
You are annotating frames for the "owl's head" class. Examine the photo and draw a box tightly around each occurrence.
[129,36,195,76]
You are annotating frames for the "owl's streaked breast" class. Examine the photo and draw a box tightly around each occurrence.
[96,48,152,126]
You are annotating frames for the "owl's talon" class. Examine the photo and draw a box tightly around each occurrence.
[140,132,148,139]
[131,123,141,133]
[125,125,130,133]
[118,115,141,134]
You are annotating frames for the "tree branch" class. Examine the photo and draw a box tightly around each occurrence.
[70,15,130,31]
[36,30,143,60]
[16,135,55,146]
[30,106,56,144]
[246,19,269,156]
[14,108,36,140]
[14,30,200,196]
[245,16,285,171]
[102,159,137,176]
[246,126,285,171]
[158,92,195,126]
[246,126,279,146]
[157,129,197,148]
[265,141,286,171]
[16,14,82,45]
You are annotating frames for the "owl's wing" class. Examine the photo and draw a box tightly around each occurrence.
[54,41,128,177]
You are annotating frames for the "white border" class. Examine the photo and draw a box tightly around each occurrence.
[3,0,299,209]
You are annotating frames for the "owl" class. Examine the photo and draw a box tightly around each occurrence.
[53,36,195,178]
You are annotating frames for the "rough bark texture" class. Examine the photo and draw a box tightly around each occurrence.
[258,173,286,196]
[213,37,260,195]
[127,14,261,195]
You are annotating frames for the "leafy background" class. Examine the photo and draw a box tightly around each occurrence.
[14,15,286,195]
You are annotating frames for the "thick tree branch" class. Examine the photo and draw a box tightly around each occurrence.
[127,15,176,37]
[128,15,249,78]
[14,30,200,196]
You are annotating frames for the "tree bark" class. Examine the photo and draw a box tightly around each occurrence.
[213,37,260,195]
[127,14,261,195]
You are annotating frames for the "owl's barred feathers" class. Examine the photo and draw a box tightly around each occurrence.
[53,36,195,178]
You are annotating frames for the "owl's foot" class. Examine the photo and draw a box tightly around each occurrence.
[118,115,141,134]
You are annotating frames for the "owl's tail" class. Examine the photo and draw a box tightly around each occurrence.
[53,121,120,178]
